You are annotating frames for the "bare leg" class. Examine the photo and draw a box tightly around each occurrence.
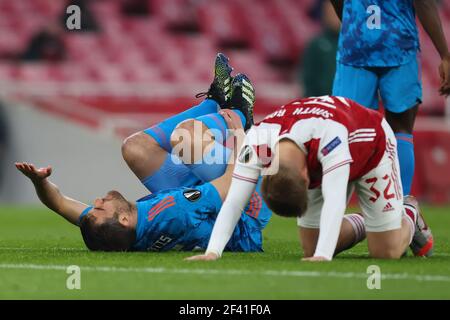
[170,119,214,165]
[366,216,412,259]
[299,213,366,258]
[170,111,244,200]
[122,132,167,180]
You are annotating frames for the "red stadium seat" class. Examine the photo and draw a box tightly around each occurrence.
[0,0,445,120]
[150,0,198,30]
[197,1,248,47]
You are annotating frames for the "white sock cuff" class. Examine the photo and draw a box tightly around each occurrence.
[344,213,366,245]
[402,209,416,245]
[404,204,418,222]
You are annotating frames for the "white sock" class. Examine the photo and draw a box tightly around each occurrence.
[343,213,366,246]
[403,204,417,244]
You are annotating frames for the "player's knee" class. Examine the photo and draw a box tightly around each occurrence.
[385,107,418,134]
[122,132,157,165]
[171,119,207,163]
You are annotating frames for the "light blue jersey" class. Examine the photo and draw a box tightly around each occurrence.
[79,181,271,252]
[338,0,419,67]
[132,182,270,252]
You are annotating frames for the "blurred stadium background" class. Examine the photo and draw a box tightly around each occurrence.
[0,0,449,205]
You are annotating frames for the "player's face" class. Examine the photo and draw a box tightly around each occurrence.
[90,190,130,224]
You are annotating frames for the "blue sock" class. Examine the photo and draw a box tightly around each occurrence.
[395,133,415,196]
[184,110,246,181]
[141,153,201,193]
[196,110,246,142]
[143,99,219,152]
[142,106,246,187]
[187,140,233,182]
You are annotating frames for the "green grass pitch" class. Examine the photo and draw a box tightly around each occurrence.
[0,205,449,299]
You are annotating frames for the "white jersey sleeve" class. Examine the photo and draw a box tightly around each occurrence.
[206,129,263,257]
[314,163,350,260]
[317,121,353,174]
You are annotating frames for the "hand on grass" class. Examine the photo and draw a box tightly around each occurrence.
[302,256,330,262]
[185,252,220,261]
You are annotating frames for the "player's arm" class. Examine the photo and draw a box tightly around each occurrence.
[329,0,343,20]
[303,122,352,262]
[414,0,450,96]
[187,163,260,261]
[303,164,350,261]
[186,124,262,261]
[15,162,88,226]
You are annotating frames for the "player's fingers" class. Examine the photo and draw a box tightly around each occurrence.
[16,162,26,168]
[184,255,199,261]
[184,257,195,261]
[22,163,31,172]
[184,255,206,261]
[219,109,233,119]
[220,109,233,118]
[219,110,235,129]
[17,166,27,175]
[25,163,35,174]
[222,109,242,130]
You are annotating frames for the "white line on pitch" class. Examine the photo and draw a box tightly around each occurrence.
[0,263,449,283]
[1,247,450,257]
[0,247,450,258]
[0,247,85,251]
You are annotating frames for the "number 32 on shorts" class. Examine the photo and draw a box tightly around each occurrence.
[365,175,398,203]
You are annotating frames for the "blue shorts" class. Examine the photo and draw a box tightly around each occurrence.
[332,54,422,113]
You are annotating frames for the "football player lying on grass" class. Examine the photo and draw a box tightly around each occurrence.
[15,109,264,252]
[15,54,273,252]
[188,95,433,262]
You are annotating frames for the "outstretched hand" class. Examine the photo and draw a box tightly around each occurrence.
[15,162,52,182]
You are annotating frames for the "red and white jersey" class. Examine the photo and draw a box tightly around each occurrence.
[244,96,386,188]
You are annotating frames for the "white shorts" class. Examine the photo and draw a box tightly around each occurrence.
[298,119,404,232]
